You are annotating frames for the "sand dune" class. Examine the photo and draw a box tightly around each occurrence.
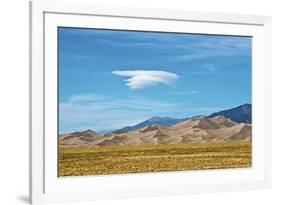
[59,116,251,147]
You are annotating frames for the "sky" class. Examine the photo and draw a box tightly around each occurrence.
[58,27,252,133]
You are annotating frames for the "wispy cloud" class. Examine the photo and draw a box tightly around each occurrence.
[173,37,251,62]
[60,94,180,132]
[59,93,222,133]
[68,93,105,103]
[169,90,199,95]
[60,27,251,63]
[112,70,179,90]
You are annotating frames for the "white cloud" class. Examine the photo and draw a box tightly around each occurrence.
[68,93,105,103]
[169,90,199,95]
[112,70,179,90]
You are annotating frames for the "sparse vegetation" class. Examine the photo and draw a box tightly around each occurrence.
[59,141,251,176]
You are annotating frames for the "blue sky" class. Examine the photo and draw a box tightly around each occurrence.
[58,27,252,133]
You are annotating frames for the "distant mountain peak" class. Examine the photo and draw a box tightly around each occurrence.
[234,103,251,109]
[114,116,189,133]
[208,103,252,123]
[148,116,173,122]
[191,115,206,120]
[148,116,163,121]
[241,103,251,106]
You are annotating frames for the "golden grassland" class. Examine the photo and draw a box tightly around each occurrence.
[59,141,251,176]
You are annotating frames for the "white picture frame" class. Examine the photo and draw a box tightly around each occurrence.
[30,1,272,204]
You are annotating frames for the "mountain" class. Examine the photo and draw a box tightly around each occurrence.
[59,116,251,147]
[208,104,252,123]
[114,103,252,134]
[114,116,190,133]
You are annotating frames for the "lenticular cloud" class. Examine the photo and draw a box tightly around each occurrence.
[112,70,179,90]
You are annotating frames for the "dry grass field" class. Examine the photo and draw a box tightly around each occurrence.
[59,141,251,176]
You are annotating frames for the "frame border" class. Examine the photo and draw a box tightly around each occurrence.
[30,1,272,204]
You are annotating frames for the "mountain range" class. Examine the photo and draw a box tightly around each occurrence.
[114,116,195,133]
[208,103,251,123]
[59,104,252,147]
[114,103,251,133]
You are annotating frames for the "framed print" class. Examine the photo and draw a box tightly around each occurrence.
[30,1,272,204]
